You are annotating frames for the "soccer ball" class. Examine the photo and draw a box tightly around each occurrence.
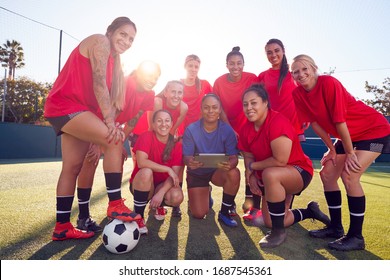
[102,219,140,254]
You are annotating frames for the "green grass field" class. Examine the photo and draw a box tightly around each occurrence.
[0,159,389,260]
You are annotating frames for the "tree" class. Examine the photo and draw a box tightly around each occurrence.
[0,76,51,123]
[362,77,390,116]
[0,40,26,80]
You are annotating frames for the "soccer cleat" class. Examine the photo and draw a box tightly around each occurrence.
[309,226,344,239]
[136,218,148,235]
[52,222,94,241]
[154,206,167,221]
[242,207,261,221]
[218,211,238,227]
[259,229,287,248]
[107,199,141,222]
[328,235,365,251]
[307,201,331,226]
[172,206,182,217]
[76,216,102,232]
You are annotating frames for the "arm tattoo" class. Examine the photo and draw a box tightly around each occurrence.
[90,36,112,120]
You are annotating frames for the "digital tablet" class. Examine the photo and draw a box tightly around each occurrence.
[193,153,229,168]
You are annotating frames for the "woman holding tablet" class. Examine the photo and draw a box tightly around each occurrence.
[182,94,240,227]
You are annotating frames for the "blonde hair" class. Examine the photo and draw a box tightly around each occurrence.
[292,54,319,74]
[106,17,137,111]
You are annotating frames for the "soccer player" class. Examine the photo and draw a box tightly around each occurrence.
[44,17,141,241]
[182,94,240,227]
[239,84,330,248]
[130,110,184,234]
[291,54,390,251]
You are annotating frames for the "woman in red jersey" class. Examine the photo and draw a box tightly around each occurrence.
[248,39,303,223]
[44,17,141,241]
[130,110,184,234]
[239,84,330,248]
[179,54,213,135]
[291,54,390,251]
[155,81,188,217]
[74,60,160,233]
[213,46,258,215]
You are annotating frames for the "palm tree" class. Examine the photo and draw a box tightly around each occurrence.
[0,40,26,80]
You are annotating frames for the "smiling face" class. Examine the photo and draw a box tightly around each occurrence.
[265,42,284,69]
[108,24,136,55]
[291,59,318,91]
[152,111,173,138]
[226,54,244,80]
[242,90,268,126]
[201,95,221,124]
[164,82,184,109]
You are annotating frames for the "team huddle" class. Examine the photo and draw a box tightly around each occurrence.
[44,17,390,252]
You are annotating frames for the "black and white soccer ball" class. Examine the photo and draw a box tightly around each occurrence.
[102,219,140,254]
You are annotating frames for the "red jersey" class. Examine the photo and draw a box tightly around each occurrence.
[116,75,155,125]
[44,45,113,119]
[258,69,302,135]
[130,131,183,184]
[213,72,258,134]
[179,79,213,134]
[293,75,390,141]
[238,109,313,180]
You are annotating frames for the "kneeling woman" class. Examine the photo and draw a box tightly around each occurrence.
[239,84,330,248]
[130,110,184,234]
[183,94,240,227]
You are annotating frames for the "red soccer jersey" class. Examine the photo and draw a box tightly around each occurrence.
[179,79,213,134]
[44,45,113,119]
[258,69,303,135]
[116,75,155,125]
[213,72,258,134]
[238,110,313,180]
[293,75,390,141]
[130,131,183,184]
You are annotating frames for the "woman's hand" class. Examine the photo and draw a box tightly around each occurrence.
[217,160,231,171]
[85,143,101,166]
[167,168,180,188]
[105,118,125,144]
[149,191,165,209]
[187,157,203,170]
[321,148,337,167]
[344,150,362,174]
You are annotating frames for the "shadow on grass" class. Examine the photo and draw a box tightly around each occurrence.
[255,223,382,260]
[184,209,222,259]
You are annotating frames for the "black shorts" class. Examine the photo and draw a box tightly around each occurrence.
[186,170,216,189]
[334,134,390,154]
[46,111,85,136]
[257,166,312,196]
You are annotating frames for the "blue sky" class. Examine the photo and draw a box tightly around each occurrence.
[1,0,389,99]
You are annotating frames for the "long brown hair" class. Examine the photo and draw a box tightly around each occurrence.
[106,17,137,111]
